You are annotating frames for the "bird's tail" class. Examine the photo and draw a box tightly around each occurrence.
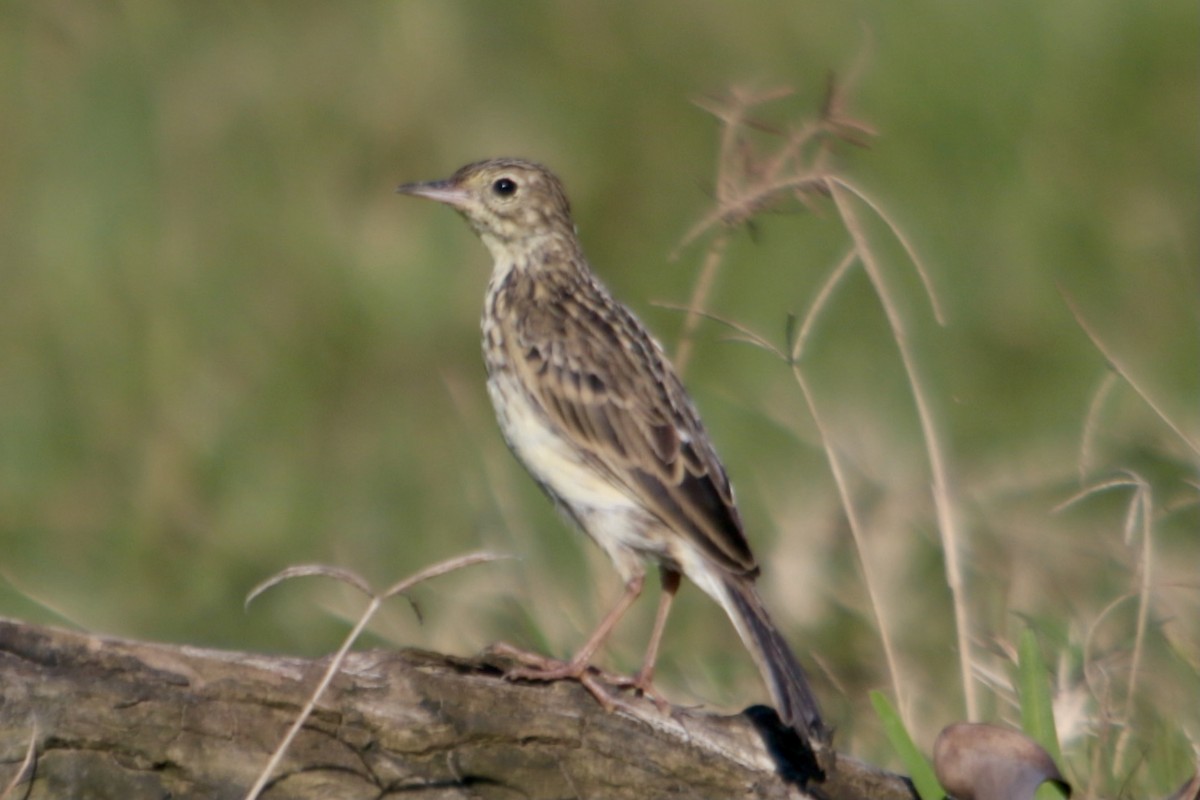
[721,576,829,745]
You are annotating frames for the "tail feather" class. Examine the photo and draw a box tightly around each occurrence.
[722,577,829,745]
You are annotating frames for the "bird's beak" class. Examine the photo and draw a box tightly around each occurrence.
[396,179,471,208]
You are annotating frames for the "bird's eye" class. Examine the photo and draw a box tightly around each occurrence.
[492,177,518,197]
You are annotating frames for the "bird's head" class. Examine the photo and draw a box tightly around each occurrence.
[398,158,576,259]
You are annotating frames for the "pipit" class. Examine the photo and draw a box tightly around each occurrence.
[397,158,828,745]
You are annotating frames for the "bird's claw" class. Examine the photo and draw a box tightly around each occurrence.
[487,642,671,714]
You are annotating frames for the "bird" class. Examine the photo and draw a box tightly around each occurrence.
[397,157,828,745]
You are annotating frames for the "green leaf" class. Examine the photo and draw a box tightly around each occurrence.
[871,690,944,800]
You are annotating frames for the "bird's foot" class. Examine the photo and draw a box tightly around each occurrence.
[487,641,583,678]
[605,666,672,714]
[486,642,668,715]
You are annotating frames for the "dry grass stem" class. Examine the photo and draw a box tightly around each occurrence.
[674,231,730,377]
[1119,476,1154,773]
[653,302,787,358]
[0,723,37,800]
[826,176,945,325]
[246,564,374,606]
[0,570,89,632]
[242,551,509,800]
[788,246,910,722]
[1081,587,1140,792]
[673,80,878,373]
[791,360,909,722]
[1078,372,1121,482]
[673,75,952,729]
[1061,290,1200,457]
[790,247,858,362]
[1059,473,1155,773]
[829,180,972,719]
[659,283,915,725]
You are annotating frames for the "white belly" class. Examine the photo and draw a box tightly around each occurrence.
[487,372,629,510]
[486,370,668,579]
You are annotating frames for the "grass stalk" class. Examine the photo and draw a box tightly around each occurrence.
[828,180,975,720]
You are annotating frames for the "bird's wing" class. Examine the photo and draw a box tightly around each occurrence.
[511,272,758,576]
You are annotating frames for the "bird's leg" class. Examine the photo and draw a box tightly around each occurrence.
[636,566,680,689]
[502,572,645,688]
[607,566,678,712]
[496,571,675,714]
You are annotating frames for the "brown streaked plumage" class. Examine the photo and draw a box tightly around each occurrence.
[397,158,828,744]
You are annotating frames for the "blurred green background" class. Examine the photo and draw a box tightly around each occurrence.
[1,0,1196,789]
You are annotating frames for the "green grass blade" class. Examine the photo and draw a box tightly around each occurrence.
[1017,629,1069,800]
[870,690,943,800]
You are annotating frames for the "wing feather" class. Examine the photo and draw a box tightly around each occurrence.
[510,270,756,576]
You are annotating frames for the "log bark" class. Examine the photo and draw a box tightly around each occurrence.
[0,617,914,799]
